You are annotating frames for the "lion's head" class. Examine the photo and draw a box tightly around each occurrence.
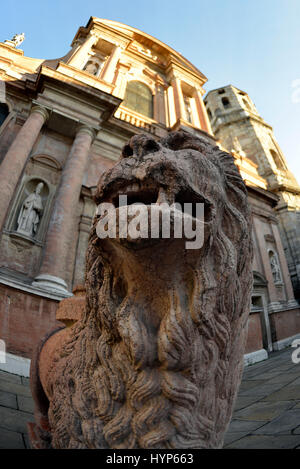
[47,131,253,449]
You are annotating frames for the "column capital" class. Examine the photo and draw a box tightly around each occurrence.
[89,30,101,39]
[76,124,97,140]
[30,105,49,123]
[194,86,205,97]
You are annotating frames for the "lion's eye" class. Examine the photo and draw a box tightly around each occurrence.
[121,145,133,158]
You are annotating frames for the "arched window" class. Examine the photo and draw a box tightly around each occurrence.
[242,98,251,111]
[123,81,153,118]
[270,149,285,170]
[0,103,9,127]
[206,108,212,120]
[222,97,231,109]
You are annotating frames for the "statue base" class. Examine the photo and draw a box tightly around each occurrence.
[32,274,72,296]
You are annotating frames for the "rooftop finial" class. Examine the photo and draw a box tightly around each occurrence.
[4,33,25,48]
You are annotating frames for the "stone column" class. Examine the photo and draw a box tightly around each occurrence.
[73,196,95,286]
[253,217,283,314]
[0,105,48,230]
[101,45,122,84]
[171,77,185,122]
[194,88,213,135]
[114,62,130,99]
[153,84,166,125]
[69,33,99,69]
[33,125,95,294]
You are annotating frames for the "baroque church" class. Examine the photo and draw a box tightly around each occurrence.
[0,17,299,376]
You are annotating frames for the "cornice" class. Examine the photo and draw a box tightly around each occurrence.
[246,182,279,206]
[35,66,121,109]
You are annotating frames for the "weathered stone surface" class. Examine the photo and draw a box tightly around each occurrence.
[0,370,22,384]
[0,406,34,433]
[17,395,35,414]
[234,400,295,421]
[228,419,266,433]
[0,390,18,409]
[238,382,286,398]
[234,396,263,411]
[30,131,253,449]
[56,285,85,327]
[263,385,300,402]
[0,427,25,449]
[225,434,300,449]
[253,409,300,434]
[0,379,32,398]
[0,348,298,449]
[223,431,249,446]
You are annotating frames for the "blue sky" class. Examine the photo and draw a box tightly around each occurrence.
[2,0,300,179]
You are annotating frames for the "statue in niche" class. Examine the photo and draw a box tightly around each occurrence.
[16,182,44,238]
[269,251,282,284]
[83,60,99,76]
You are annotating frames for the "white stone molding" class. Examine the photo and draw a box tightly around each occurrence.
[244,349,268,366]
[273,333,300,351]
[0,352,30,377]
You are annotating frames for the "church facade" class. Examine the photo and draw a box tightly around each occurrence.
[0,17,299,375]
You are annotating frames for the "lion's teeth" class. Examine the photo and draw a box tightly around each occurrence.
[156,187,174,204]
[120,183,140,194]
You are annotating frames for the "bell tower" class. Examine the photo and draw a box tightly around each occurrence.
[204,84,300,300]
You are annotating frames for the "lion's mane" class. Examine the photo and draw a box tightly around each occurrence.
[46,132,253,449]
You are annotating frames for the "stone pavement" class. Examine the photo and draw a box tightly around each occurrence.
[224,347,300,448]
[0,347,299,449]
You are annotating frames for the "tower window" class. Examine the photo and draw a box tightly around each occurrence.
[0,103,9,127]
[218,89,225,94]
[222,97,231,109]
[270,149,285,170]
[207,108,212,120]
[123,81,153,118]
[242,98,251,111]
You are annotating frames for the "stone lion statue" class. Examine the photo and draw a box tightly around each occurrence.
[29,131,253,449]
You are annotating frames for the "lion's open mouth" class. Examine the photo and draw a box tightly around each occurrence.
[102,181,213,222]
[112,184,159,208]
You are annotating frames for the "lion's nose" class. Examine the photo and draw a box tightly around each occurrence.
[121,134,160,159]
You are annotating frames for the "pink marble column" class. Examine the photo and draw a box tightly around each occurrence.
[69,33,99,69]
[194,88,213,135]
[33,125,95,294]
[171,77,185,122]
[0,105,48,229]
[101,45,122,83]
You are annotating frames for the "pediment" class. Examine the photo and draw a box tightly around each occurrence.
[31,154,62,170]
